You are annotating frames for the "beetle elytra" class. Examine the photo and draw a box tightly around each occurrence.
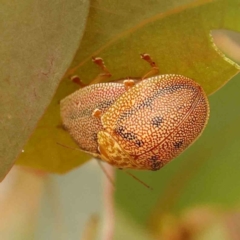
[60,55,209,171]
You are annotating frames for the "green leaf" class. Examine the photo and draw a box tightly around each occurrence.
[0,0,90,180]
[17,0,240,173]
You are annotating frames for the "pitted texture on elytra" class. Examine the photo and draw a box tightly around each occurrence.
[60,83,125,153]
[100,74,209,170]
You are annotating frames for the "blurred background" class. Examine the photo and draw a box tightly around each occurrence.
[1,72,240,240]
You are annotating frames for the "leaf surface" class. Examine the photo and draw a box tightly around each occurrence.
[17,0,240,173]
[0,0,89,179]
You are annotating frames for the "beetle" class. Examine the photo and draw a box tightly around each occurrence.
[60,54,209,171]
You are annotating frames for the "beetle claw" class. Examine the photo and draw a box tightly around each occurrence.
[140,53,159,79]
[92,57,104,66]
[91,57,112,84]
[70,75,87,88]
[123,79,135,90]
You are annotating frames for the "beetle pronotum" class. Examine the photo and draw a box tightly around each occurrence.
[60,54,209,171]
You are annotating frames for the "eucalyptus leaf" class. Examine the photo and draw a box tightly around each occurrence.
[0,0,89,180]
[17,0,240,173]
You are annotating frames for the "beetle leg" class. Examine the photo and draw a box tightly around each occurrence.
[70,75,87,88]
[123,79,135,90]
[90,57,112,84]
[140,53,159,79]
[92,108,102,118]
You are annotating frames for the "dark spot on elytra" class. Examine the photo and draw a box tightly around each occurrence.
[79,100,115,118]
[148,155,162,171]
[151,161,162,171]
[98,100,114,110]
[117,84,194,122]
[114,125,144,147]
[173,140,183,149]
[92,132,98,142]
[135,139,144,147]
[115,126,136,140]
[139,98,153,108]
[151,116,163,127]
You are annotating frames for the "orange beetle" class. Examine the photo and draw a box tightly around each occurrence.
[60,55,209,171]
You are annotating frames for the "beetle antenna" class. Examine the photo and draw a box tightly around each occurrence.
[124,170,153,190]
[97,160,115,188]
[56,143,151,189]
[56,142,115,188]
[56,142,78,151]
